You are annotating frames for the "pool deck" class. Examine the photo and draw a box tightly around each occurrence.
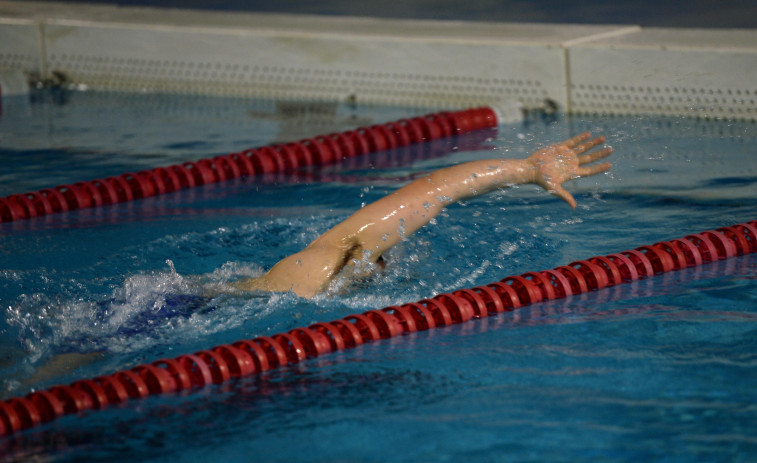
[0,1,755,119]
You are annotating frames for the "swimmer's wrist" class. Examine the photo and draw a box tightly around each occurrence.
[513,159,540,185]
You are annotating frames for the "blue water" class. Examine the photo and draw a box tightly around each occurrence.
[1,91,756,462]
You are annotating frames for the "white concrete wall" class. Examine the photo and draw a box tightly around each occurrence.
[1,1,755,119]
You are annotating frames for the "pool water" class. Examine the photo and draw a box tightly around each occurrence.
[1,91,756,462]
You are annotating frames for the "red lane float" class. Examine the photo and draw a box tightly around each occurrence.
[1,219,755,437]
[0,107,499,223]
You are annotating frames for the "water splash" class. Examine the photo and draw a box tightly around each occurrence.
[1,259,273,395]
[1,198,571,397]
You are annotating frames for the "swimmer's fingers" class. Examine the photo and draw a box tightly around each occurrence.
[578,146,613,165]
[562,132,592,148]
[550,184,577,209]
[577,161,612,177]
[572,135,607,155]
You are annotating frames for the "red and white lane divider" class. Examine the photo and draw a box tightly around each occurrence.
[1,220,755,437]
[0,107,500,223]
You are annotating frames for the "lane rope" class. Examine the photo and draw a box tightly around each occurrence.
[1,219,755,437]
[0,107,499,223]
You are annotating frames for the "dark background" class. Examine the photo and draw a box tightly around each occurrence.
[39,0,757,29]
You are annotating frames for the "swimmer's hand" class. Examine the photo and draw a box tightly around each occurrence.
[527,132,612,208]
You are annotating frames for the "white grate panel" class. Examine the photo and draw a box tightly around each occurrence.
[37,18,631,110]
[41,21,564,109]
[0,18,42,94]
[569,28,757,120]
[0,1,638,110]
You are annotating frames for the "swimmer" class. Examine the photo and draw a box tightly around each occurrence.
[6,133,611,395]
[234,132,612,298]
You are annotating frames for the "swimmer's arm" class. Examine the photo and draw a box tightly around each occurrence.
[336,132,612,259]
[17,352,105,393]
[233,240,355,297]
[234,133,611,297]
[232,159,527,298]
